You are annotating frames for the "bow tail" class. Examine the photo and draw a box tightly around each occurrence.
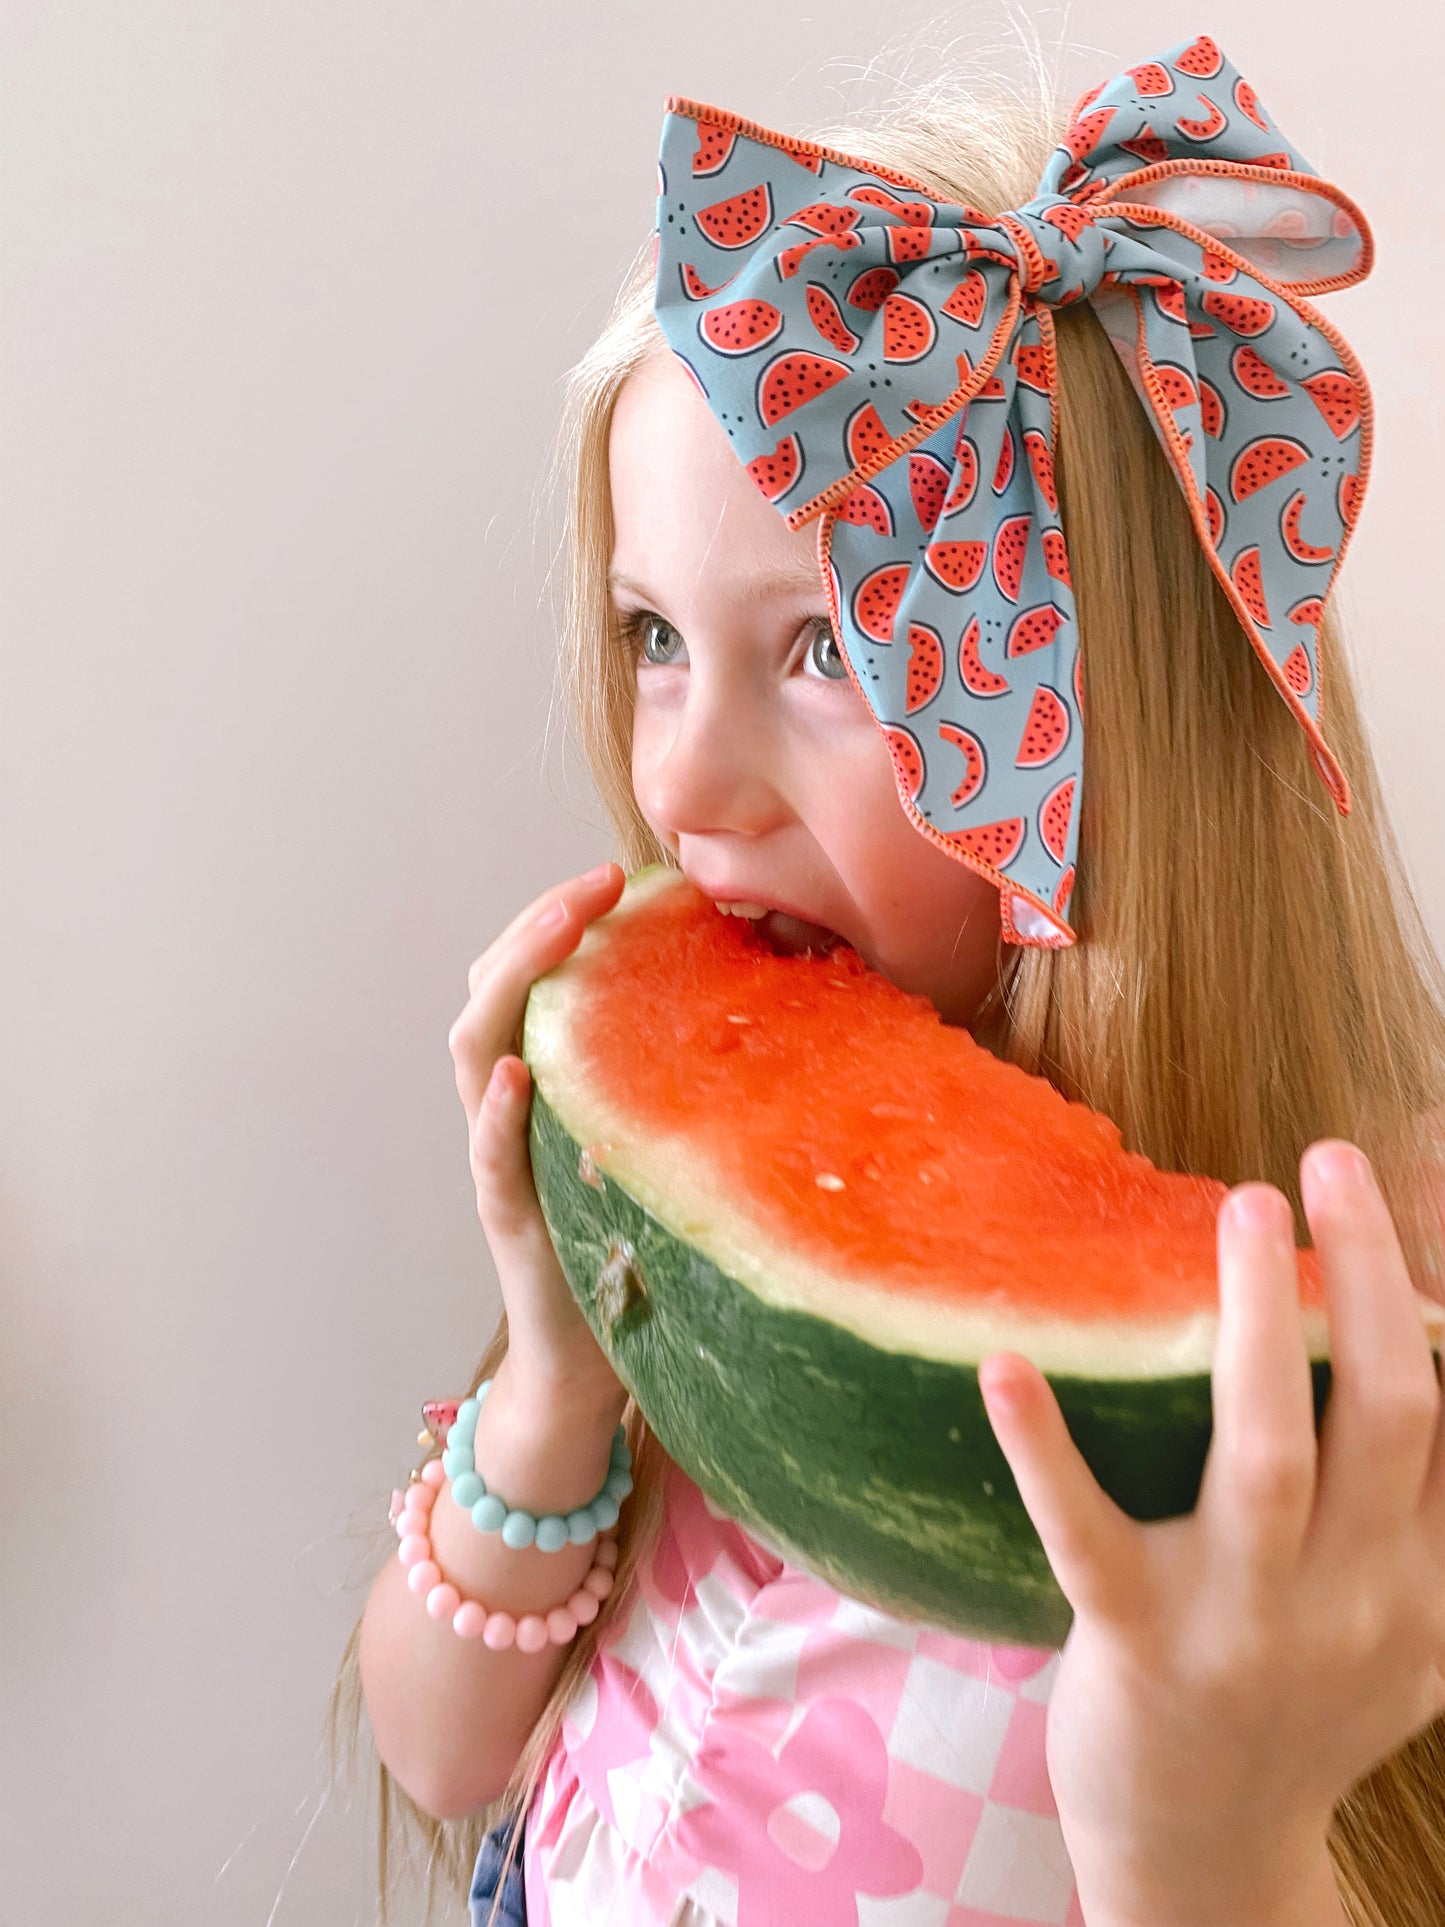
[1084,259,1360,818]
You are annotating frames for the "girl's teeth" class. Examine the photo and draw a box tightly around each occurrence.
[714,901,769,919]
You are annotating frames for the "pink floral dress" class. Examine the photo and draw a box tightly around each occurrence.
[522,1460,1084,1926]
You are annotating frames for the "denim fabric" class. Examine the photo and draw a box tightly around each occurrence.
[468,1808,527,1927]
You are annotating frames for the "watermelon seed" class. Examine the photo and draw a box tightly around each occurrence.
[726,1013,752,1024]
[947,1426,961,1442]
[578,1146,607,1189]
[919,1172,934,1184]
[815,1172,846,1191]
[982,1480,995,1497]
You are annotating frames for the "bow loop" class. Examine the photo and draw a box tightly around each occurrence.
[651,33,1373,946]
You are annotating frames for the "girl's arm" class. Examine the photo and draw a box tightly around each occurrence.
[359,864,632,1818]
[359,1352,628,1819]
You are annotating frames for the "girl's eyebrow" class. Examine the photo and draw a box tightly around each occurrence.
[607,566,823,606]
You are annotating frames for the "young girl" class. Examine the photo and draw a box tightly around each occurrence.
[332,32,1445,1927]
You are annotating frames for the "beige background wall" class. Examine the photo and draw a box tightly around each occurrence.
[3,3,1440,1921]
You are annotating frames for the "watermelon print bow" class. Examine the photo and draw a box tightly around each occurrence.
[649,32,1372,946]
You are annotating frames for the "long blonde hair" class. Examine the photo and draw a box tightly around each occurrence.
[327,43,1445,1926]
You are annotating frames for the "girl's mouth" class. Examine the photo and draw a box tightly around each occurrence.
[713,900,842,957]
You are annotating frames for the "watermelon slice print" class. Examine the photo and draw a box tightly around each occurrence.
[958,615,1009,697]
[883,724,924,800]
[938,724,986,807]
[1229,436,1310,502]
[1039,776,1076,864]
[695,183,773,248]
[701,300,783,356]
[1005,603,1067,659]
[758,351,852,428]
[746,435,803,506]
[1016,686,1071,768]
[905,624,945,713]
[835,481,892,535]
[945,817,1027,867]
[853,563,911,642]
[992,515,1031,603]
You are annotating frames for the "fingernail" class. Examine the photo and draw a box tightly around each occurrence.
[1228,1184,1290,1234]
[1308,1141,1372,1190]
[539,901,568,931]
[487,1059,517,1103]
[583,862,614,883]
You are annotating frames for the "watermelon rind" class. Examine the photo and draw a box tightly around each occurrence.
[521,867,1344,1644]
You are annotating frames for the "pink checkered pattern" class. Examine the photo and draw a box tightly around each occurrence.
[523,1463,1083,1927]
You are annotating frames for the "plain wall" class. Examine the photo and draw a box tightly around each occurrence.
[3,3,1441,1921]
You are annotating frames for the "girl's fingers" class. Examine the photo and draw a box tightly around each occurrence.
[1195,1183,1319,1594]
[979,1355,1146,1624]
[465,862,620,997]
[451,864,623,1117]
[1298,1141,1442,1573]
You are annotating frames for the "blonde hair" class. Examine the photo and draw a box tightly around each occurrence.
[327,42,1445,1926]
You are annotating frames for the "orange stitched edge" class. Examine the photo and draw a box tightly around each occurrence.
[813,511,1078,950]
[661,95,991,219]
[1118,281,1353,815]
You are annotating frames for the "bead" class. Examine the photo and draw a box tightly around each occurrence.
[421,1458,447,1489]
[471,1494,507,1533]
[589,1493,620,1533]
[567,1588,600,1626]
[482,1611,517,1651]
[546,1606,579,1644]
[450,1472,484,1509]
[457,1396,481,1427]
[582,1566,613,1601]
[566,1507,599,1545]
[398,1535,430,1567]
[515,1614,549,1654]
[453,1601,487,1639]
[501,1509,537,1551]
[441,1447,469,1481]
[603,1468,633,1503]
[407,1559,442,1595]
[534,1514,570,1553]
[426,1582,461,1620]
[597,1537,619,1571]
[477,1378,493,1399]
[610,1432,631,1467]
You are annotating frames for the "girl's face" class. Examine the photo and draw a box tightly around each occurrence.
[608,351,1003,1029]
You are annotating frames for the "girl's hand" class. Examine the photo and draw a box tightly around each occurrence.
[447,861,628,1404]
[978,1140,1445,1924]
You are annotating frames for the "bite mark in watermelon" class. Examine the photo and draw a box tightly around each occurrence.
[835,481,892,534]
[1280,491,1334,564]
[909,453,951,534]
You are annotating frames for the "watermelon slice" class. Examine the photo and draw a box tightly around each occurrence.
[522,868,1443,1644]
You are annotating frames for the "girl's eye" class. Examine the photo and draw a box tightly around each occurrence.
[803,619,848,682]
[618,610,845,681]
[621,612,688,667]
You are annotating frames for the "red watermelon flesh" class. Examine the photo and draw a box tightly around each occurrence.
[759,352,851,428]
[552,873,1330,1327]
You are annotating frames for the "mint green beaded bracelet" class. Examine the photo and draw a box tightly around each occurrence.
[441,1378,633,1553]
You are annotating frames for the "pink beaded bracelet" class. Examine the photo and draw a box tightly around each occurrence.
[391,1457,618,1649]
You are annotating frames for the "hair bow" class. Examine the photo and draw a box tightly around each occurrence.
[649,32,1372,946]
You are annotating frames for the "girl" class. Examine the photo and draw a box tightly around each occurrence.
[331,33,1445,1927]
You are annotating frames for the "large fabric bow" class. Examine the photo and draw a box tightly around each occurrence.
[649,32,1372,945]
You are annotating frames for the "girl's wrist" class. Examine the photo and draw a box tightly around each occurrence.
[1068,1823,1344,1927]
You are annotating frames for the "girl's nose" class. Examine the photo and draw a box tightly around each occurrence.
[633,667,786,841]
